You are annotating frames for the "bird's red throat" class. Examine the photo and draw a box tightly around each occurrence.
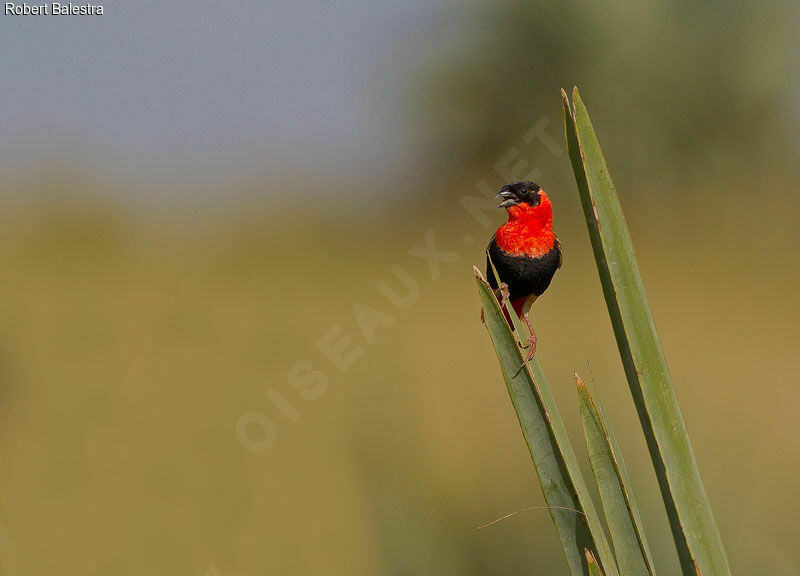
[494,194,556,257]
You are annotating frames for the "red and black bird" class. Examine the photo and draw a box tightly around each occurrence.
[486,181,561,361]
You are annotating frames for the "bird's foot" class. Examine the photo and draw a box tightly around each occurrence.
[496,284,528,347]
[521,337,538,365]
[494,283,511,308]
[519,314,537,367]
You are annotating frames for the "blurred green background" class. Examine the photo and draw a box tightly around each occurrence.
[1,1,799,574]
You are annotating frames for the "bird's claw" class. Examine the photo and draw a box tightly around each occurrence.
[518,328,537,368]
[494,283,511,308]
[521,342,537,365]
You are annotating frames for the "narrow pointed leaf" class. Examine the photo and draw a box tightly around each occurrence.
[475,268,618,576]
[578,376,655,576]
[585,550,605,576]
[563,88,731,576]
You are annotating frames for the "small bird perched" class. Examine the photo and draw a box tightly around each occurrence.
[486,181,561,362]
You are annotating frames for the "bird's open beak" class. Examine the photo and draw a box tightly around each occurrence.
[495,188,518,208]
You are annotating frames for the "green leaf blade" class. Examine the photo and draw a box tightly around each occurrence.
[475,269,618,576]
[585,550,606,576]
[563,88,731,576]
[578,377,655,576]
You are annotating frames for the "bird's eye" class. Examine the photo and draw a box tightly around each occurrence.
[521,187,527,196]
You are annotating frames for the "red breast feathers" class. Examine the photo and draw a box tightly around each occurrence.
[494,191,556,257]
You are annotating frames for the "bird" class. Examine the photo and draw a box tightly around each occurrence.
[485,180,561,362]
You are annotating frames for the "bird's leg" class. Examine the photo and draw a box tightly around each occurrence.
[494,282,511,308]
[481,283,511,325]
[495,284,527,347]
[521,312,538,363]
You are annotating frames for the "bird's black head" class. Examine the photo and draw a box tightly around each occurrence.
[496,181,542,208]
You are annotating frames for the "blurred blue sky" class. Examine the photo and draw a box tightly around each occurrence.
[0,0,441,192]
[4,0,799,205]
